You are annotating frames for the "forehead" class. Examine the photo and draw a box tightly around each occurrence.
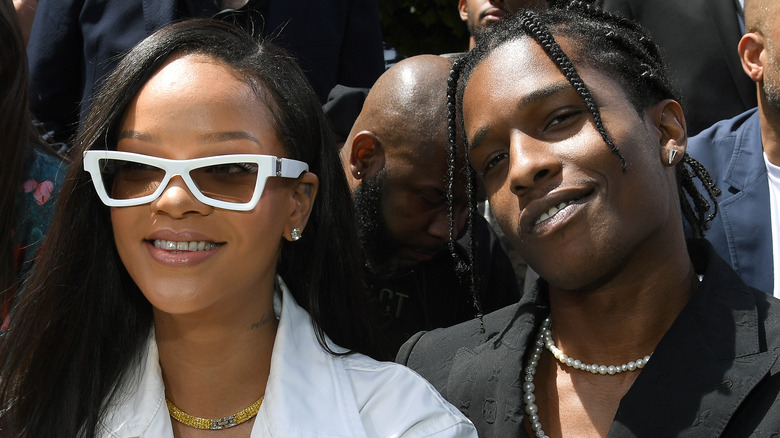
[141,54,255,103]
[462,36,630,130]
[119,54,285,156]
[389,138,449,175]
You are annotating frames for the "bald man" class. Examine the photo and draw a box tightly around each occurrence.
[686,0,780,296]
[341,55,519,355]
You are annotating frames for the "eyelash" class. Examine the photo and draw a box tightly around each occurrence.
[545,109,583,130]
[483,152,509,174]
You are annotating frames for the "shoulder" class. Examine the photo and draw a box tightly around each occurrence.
[687,109,759,155]
[341,354,478,437]
[397,303,523,390]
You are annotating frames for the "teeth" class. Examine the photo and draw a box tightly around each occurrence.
[535,201,571,225]
[153,239,219,251]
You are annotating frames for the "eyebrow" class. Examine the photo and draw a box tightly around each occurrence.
[468,80,573,153]
[117,130,262,145]
[118,130,156,142]
[198,131,262,145]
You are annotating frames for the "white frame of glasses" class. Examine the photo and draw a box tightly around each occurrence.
[83,150,309,211]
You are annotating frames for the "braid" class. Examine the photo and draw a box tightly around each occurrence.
[446,57,465,257]
[464,162,484,332]
[448,56,485,331]
[678,154,721,237]
[520,10,627,170]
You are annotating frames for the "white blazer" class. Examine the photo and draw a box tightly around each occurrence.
[99,278,476,437]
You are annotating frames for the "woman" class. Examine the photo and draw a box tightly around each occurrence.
[399,3,780,437]
[0,0,65,328]
[0,19,476,437]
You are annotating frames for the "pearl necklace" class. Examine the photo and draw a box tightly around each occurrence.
[522,316,652,438]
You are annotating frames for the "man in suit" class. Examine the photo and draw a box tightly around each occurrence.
[596,0,757,135]
[686,0,779,296]
[26,0,385,145]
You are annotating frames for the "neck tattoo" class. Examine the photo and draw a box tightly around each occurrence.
[522,316,652,438]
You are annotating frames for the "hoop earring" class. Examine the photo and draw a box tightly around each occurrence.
[290,228,302,241]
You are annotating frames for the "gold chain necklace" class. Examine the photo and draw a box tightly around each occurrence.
[166,396,264,430]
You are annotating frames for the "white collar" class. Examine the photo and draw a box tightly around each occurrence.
[100,277,365,437]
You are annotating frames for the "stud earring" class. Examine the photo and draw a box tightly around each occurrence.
[668,149,678,165]
[290,228,302,241]
[356,170,362,177]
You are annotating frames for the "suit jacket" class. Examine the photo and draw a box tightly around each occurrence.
[27,0,385,144]
[686,108,773,294]
[398,240,780,437]
[595,0,757,135]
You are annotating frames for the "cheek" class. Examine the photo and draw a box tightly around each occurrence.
[488,192,520,237]
[110,207,143,261]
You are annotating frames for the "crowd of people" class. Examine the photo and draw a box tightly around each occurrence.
[2,0,780,437]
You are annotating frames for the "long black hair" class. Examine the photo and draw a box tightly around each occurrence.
[0,18,377,437]
[446,2,721,319]
[0,0,63,305]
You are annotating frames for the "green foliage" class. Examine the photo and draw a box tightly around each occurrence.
[379,0,470,57]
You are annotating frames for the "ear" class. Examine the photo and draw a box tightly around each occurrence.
[348,131,385,180]
[458,0,468,21]
[283,172,319,242]
[739,32,765,83]
[648,99,687,167]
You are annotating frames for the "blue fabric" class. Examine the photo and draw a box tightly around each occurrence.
[686,108,773,294]
[13,146,66,281]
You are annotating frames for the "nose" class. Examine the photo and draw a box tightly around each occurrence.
[508,132,561,197]
[150,175,212,218]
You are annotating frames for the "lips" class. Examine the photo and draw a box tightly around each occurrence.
[481,7,507,22]
[534,200,575,226]
[153,239,221,252]
[520,187,592,235]
[144,231,225,266]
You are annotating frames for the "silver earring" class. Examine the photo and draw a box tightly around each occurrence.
[356,171,362,177]
[290,228,302,241]
[668,149,678,165]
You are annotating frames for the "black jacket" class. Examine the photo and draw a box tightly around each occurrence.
[594,0,756,135]
[398,240,780,437]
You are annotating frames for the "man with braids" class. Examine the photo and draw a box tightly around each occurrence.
[341,55,520,358]
[686,0,780,297]
[398,3,780,437]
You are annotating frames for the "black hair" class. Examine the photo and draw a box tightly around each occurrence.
[0,18,378,437]
[0,0,28,304]
[446,2,721,319]
[0,0,64,305]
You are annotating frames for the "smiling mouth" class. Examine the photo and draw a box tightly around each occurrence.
[534,199,578,226]
[152,239,223,252]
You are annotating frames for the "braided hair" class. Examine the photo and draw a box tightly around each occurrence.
[446,2,721,319]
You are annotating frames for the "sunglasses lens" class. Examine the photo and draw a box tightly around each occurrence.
[93,155,263,207]
[100,158,165,200]
[190,162,259,204]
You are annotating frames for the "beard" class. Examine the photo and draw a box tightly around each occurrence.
[353,168,411,277]
[764,42,780,112]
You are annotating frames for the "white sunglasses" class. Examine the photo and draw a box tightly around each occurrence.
[83,150,309,211]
